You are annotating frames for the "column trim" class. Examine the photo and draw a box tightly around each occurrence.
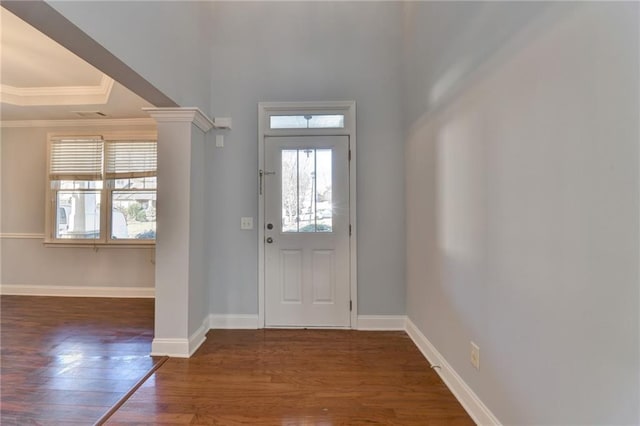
[143,107,214,133]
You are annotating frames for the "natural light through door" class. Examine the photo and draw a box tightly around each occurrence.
[264,136,350,327]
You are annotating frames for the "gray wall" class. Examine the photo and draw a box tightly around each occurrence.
[401,1,551,127]
[206,2,406,315]
[46,1,407,317]
[31,2,640,421]
[189,125,208,335]
[49,1,213,113]
[404,2,639,424]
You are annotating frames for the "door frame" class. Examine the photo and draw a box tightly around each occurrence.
[258,101,357,329]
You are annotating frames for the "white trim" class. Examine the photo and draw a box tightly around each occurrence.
[257,101,357,329]
[209,314,259,329]
[357,315,406,330]
[0,75,114,107]
[143,107,214,133]
[0,118,156,128]
[188,317,209,356]
[0,284,154,298]
[0,233,45,239]
[405,319,502,426]
[151,315,209,358]
[150,338,189,358]
[258,107,266,328]
[347,103,358,329]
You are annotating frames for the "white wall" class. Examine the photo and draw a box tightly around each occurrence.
[206,2,406,315]
[405,3,639,424]
[0,125,156,290]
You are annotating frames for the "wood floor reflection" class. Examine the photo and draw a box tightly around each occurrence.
[0,296,158,425]
[107,329,474,425]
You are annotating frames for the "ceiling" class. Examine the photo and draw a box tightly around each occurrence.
[0,7,153,121]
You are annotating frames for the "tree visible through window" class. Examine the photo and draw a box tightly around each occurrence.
[281,148,332,233]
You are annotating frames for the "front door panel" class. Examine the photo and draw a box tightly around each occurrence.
[264,136,350,327]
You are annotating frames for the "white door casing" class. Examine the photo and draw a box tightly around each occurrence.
[258,101,357,329]
[264,136,350,327]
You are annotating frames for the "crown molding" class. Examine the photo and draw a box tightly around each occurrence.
[0,117,156,128]
[143,107,214,133]
[0,75,114,106]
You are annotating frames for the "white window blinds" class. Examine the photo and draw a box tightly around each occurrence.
[49,137,103,180]
[105,140,157,179]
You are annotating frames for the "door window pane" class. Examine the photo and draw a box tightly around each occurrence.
[282,150,298,232]
[281,149,332,233]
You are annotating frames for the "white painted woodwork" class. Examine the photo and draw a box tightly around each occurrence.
[258,101,358,329]
[144,107,212,357]
[264,136,350,327]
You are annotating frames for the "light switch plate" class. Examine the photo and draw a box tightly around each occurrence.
[215,135,224,148]
[470,342,480,370]
[240,217,253,230]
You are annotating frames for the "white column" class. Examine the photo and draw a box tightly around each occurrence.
[143,107,213,357]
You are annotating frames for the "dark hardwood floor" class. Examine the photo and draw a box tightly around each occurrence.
[2,297,473,425]
[0,296,159,425]
[107,329,474,425]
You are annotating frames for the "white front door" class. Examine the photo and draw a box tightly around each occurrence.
[264,136,350,327]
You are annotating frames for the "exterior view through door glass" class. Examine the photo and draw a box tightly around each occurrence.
[264,136,350,327]
[281,148,332,233]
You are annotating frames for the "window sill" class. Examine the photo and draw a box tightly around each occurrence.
[43,241,155,249]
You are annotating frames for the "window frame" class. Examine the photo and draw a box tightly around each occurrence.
[44,131,157,247]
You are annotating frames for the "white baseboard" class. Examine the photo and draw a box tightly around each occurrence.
[151,316,208,358]
[209,314,259,329]
[357,315,406,330]
[188,316,209,356]
[150,338,190,358]
[405,318,501,426]
[0,284,154,298]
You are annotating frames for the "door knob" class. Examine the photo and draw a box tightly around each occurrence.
[266,237,274,244]
[267,223,273,230]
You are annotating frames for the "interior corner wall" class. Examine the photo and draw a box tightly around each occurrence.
[205,2,406,316]
[0,125,156,290]
[188,124,208,336]
[404,3,639,424]
[48,0,213,113]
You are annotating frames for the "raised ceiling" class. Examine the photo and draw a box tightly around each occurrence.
[0,7,153,121]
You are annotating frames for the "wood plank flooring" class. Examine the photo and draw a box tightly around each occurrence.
[2,297,473,425]
[0,296,159,425]
[107,329,474,425]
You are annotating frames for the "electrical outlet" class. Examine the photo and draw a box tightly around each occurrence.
[240,217,253,230]
[470,342,480,370]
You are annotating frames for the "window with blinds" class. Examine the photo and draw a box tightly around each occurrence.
[49,137,103,181]
[46,136,157,245]
[106,141,157,179]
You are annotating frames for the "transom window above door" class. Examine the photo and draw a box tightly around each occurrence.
[269,114,345,129]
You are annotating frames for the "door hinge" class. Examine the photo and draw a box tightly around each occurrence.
[348,150,351,161]
[349,224,352,236]
[350,300,352,311]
